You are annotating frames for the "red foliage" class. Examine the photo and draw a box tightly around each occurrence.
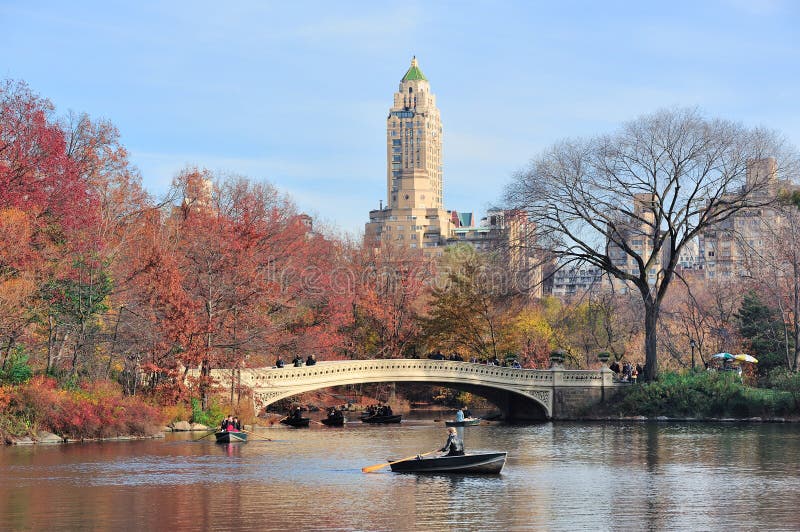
[0,80,98,237]
[7,377,164,439]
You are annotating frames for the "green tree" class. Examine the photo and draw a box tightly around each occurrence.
[737,291,792,373]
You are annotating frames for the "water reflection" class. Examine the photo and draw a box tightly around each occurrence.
[1,421,800,530]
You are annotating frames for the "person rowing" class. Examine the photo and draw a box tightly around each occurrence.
[440,427,464,456]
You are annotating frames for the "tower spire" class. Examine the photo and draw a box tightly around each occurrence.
[402,56,427,82]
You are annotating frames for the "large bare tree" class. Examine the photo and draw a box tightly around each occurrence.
[504,108,797,381]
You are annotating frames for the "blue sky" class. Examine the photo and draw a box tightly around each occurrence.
[2,1,799,234]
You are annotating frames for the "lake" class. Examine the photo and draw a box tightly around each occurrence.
[2,416,799,530]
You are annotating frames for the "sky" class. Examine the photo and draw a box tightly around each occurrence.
[2,1,799,234]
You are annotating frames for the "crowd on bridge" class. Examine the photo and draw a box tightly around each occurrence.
[609,361,644,383]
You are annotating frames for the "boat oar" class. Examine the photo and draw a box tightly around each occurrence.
[241,428,272,442]
[362,450,438,473]
[193,430,217,441]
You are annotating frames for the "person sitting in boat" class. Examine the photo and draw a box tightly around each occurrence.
[232,416,241,431]
[440,427,464,456]
[455,408,465,422]
[220,415,233,431]
[463,407,472,418]
[291,407,303,420]
[327,408,343,420]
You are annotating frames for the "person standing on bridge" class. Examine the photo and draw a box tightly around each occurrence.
[440,427,464,456]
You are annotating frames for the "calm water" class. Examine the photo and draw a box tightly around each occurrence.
[2,417,800,531]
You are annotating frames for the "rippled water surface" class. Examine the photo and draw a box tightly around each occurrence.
[2,418,800,530]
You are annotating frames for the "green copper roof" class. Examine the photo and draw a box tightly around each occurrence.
[402,57,427,81]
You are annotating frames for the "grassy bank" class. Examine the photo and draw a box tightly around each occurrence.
[605,371,799,419]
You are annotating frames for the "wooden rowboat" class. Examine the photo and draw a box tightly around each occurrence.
[320,415,345,426]
[280,417,310,428]
[215,431,248,443]
[360,414,402,424]
[389,452,506,474]
[445,417,481,427]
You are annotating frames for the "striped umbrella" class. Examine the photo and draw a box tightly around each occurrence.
[734,354,758,364]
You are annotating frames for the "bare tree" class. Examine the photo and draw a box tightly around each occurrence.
[504,108,797,381]
[738,198,800,369]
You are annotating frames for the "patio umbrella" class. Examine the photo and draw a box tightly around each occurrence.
[712,353,735,360]
[734,354,758,364]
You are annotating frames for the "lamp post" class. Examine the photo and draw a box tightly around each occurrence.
[690,339,697,371]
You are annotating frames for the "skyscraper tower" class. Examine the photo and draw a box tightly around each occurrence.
[365,57,453,254]
[386,56,443,210]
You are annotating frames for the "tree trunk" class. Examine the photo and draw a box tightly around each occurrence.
[644,302,659,381]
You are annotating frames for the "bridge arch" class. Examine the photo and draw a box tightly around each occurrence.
[197,359,614,421]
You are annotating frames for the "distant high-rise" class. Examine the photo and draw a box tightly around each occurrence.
[365,57,453,254]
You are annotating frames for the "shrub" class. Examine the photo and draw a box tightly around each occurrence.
[190,397,226,427]
[609,371,797,418]
[0,346,33,385]
[3,377,166,439]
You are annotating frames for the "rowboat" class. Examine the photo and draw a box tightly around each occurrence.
[389,452,507,474]
[215,431,248,443]
[361,414,402,424]
[445,417,481,427]
[321,415,346,426]
[280,417,310,428]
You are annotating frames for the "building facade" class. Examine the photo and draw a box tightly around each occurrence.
[365,57,454,254]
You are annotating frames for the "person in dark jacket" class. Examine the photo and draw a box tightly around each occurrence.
[440,427,464,456]
[306,354,317,366]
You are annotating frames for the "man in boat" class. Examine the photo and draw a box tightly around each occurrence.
[455,408,465,423]
[440,427,464,456]
[220,415,233,431]
[232,416,241,431]
[291,407,303,420]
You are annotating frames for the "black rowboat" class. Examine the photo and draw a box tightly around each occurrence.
[389,452,506,474]
[280,417,311,428]
[361,414,402,424]
[215,431,248,443]
[321,415,346,426]
[445,417,481,427]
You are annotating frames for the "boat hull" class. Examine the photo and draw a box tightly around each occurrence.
[445,418,481,427]
[389,452,507,474]
[361,414,402,424]
[320,416,345,426]
[215,431,248,443]
[280,417,310,428]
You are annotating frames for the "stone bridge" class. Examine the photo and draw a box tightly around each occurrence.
[202,359,619,421]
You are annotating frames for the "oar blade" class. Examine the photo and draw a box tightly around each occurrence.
[361,463,389,473]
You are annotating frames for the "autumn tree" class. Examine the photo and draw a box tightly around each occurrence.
[504,108,798,381]
[335,239,431,359]
[659,276,743,370]
[422,245,519,360]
